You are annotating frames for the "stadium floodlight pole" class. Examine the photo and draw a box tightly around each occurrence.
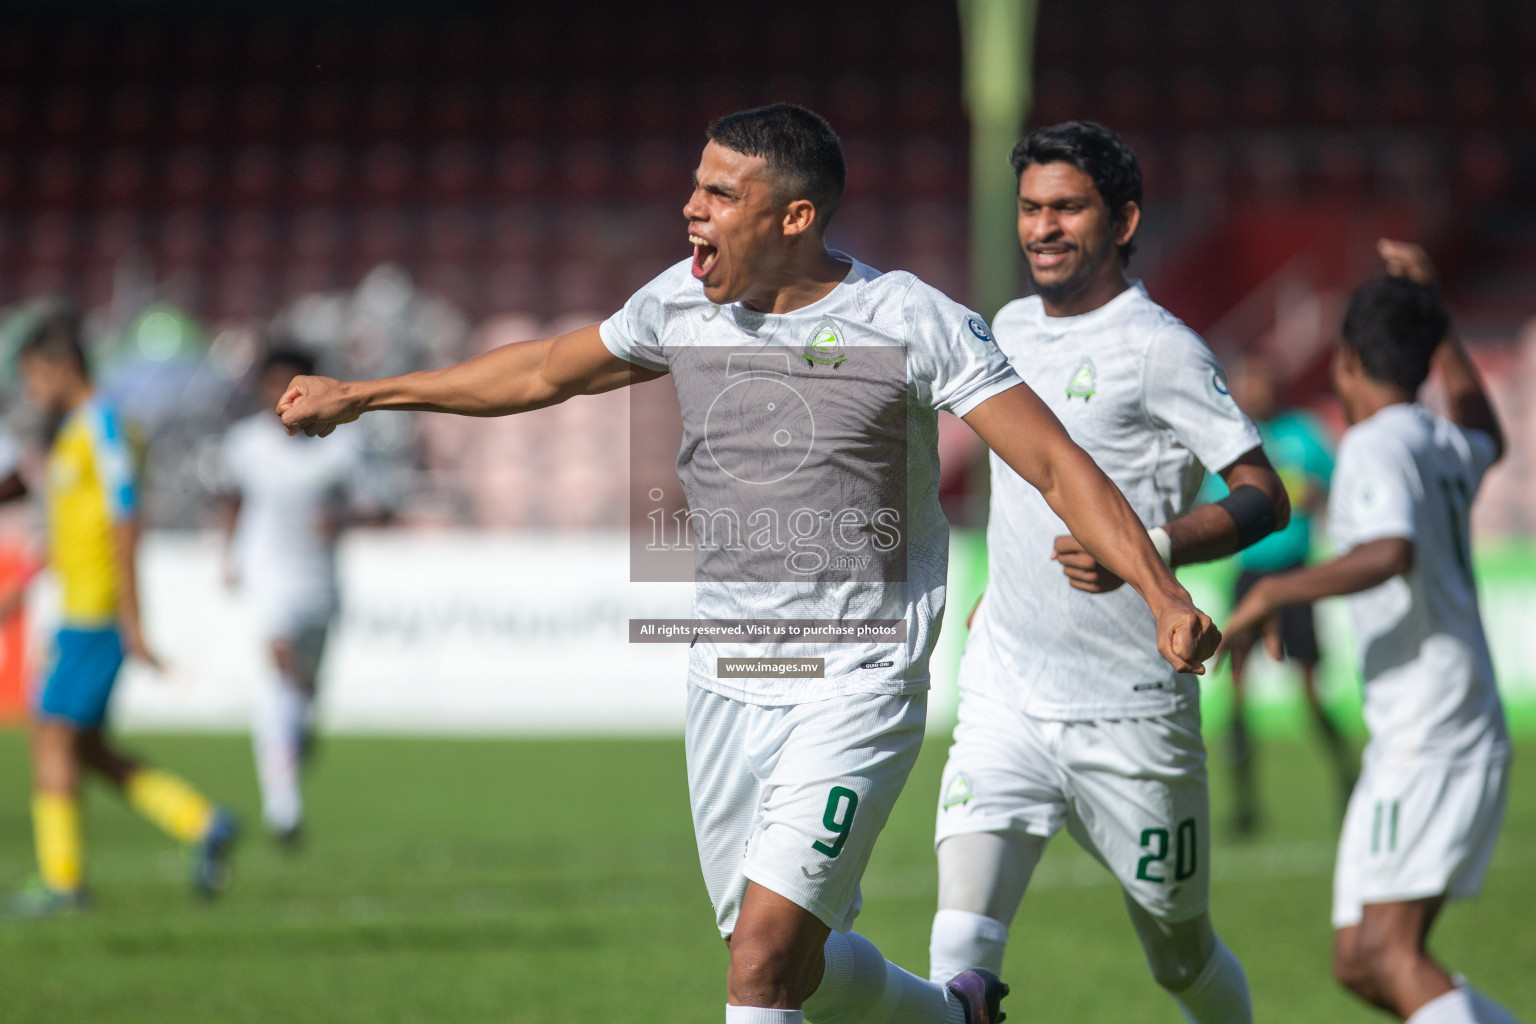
[958,0,1037,321]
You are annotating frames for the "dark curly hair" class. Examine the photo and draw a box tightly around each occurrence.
[1341,275,1449,395]
[1010,120,1143,265]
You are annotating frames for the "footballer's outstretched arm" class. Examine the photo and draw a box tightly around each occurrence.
[278,323,663,436]
[963,384,1220,673]
[1050,448,1290,592]
[1379,238,1504,461]
[1219,537,1413,661]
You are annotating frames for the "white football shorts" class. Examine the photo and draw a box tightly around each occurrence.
[935,669,1211,923]
[1332,751,1510,928]
[686,682,925,937]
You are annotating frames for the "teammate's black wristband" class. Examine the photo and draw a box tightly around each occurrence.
[1217,484,1279,550]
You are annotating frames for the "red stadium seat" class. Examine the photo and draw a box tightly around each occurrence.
[165,147,214,203]
[0,87,22,141]
[295,144,348,201]
[298,84,351,141]
[180,20,231,76]
[231,145,282,202]
[236,82,287,140]
[361,144,415,200]
[43,85,91,140]
[426,142,482,199]
[117,26,163,76]
[170,85,220,140]
[90,209,140,262]
[840,138,887,201]
[488,205,544,260]
[26,211,76,266]
[366,82,419,137]
[424,207,477,262]
[427,81,481,139]
[289,208,342,263]
[627,139,688,200]
[107,85,156,142]
[157,208,210,264]
[215,263,270,319]
[559,140,613,200]
[357,208,412,266]
[493,141,547,199]
[97,148,147,204]
[1237,67,1290,129]
[33,148,81,206]
[223,208,273,263]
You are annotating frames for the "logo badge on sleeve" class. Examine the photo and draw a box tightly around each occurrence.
[1066,357,1097,401]
[967,317,992,341]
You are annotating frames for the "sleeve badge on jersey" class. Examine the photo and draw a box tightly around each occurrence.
[966,317,992,341]
[1211,371,1231,397]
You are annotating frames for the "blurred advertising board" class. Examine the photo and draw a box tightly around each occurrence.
[96,532,694,734]
[7,531,1533,737]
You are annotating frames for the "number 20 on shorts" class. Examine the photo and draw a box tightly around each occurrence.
[1136,817,1198,882]
[812,786,860,859]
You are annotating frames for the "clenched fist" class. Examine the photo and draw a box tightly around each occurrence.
[276,376,360,437]
[1155,598,1221,675]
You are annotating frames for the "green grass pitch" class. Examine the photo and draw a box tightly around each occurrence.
[0,729,1530,1023]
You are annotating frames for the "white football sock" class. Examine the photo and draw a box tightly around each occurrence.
[253,669,312,833]
[929,908,1009,982]
[1437,982,1523,1019]
[1409,988,1478,1024]
[1461,983,1524,1023]
[804,930,967,1024]
[726,1006,803,1024]
[1172,939,1252,1024]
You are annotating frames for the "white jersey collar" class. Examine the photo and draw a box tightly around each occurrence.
[1032,279,1148,336]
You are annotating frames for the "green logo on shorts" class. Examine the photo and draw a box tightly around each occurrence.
[942,772,973,810]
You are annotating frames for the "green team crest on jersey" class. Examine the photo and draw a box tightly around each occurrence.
[1066,357,1097,400]
[803,318,847,368]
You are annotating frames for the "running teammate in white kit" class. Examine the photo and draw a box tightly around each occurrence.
[220,347,368,846]
[928,123,1288,1024]
[277,105,1223,1024]
[1224,241,1521,1024]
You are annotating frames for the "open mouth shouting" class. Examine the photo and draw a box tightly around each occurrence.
[690,233,720,279]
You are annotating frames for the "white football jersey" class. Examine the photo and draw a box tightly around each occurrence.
[970,283,1261,719]
[222,413,365,626]
[1327,403,1507,763]
[601,255,1021,704]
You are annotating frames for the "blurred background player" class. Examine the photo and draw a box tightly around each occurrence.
[218,346,369,848]
[1215,351,1353,835]
[6,307,238,918]
[1224,242,1519,1024]
[929,121,1286,1024]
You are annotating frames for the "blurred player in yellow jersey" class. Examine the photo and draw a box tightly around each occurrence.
[5,307,238,918]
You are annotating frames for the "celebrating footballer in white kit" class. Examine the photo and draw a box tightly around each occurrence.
[1224,242,1520,1024]
[276,105,1224,1024]
[220,346,370,846]
[930,122,1289,1024]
